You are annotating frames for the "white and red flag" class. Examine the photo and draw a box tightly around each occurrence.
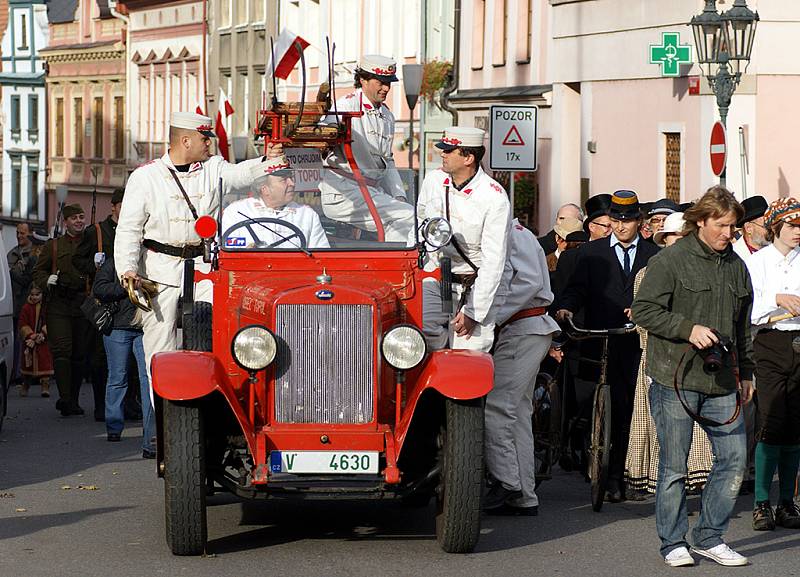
[216,88,234,161]
[268,28,310,79]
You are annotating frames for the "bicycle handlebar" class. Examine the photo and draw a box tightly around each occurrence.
[563,316,637,338]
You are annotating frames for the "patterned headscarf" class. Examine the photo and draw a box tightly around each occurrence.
[764,197,800,228]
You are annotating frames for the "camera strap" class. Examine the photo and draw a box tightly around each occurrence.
[673,345,742,427]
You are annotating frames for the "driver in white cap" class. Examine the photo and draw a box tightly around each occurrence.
[417,126,511,353]
[221,155,329,249]
[115,111,279,386]
[319,54,414,242]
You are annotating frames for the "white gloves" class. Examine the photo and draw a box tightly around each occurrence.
[94,252,106,268]
[47,273,58,287]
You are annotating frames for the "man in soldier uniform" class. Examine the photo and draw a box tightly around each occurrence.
[33,204,92,416]
[221,155,329,249]
[115,111,273,386]
[417,126,511,353]
[320,54,414,242]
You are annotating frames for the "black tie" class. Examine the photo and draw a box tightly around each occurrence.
[621,245,633,276]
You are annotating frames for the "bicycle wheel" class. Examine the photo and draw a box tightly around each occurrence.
[589,384,611,512]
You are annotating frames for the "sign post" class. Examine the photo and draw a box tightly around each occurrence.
[490,105,538,212]
[710,121,727,186]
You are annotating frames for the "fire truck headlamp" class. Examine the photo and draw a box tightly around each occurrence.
[420,217,453,249]
[382,325,426,370]
[232,325,277,371]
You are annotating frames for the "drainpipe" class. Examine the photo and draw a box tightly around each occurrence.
[202,0,208,111]
[108,1,131,170]
[439,0,460,124]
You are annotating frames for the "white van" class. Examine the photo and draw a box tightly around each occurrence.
[0,229,15,431]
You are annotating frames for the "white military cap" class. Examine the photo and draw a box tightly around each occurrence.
[170,111,215,137]
[357,54,398,82]
[435,126,486,150]
[251,155,292,182]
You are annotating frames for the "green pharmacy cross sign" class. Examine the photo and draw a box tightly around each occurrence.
[650,32,692,77]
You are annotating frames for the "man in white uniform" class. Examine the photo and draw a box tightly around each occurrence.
[320,55,414,242]
[484,219,560,514]
[221,155,329,249]
[115,111,272,381]
[417,127,511,353]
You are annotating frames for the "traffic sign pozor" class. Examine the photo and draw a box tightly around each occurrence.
[710,121,727,177]
[490,105,538,171]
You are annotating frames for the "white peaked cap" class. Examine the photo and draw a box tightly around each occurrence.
[435,126,486,149]
[170,111,215,136]
[357,54,398,81]
[250,155,292,182]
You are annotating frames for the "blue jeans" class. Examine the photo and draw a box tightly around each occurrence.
[649,380,746,557]
[103,329,155,452]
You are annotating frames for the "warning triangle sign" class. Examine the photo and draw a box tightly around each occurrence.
[502,125,525,146]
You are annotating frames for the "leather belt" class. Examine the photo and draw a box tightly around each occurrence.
[143,239,203,259]
[451,273,476,285]
[498,307,548,330]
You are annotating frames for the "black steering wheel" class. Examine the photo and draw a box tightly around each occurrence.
[222,217,308,249]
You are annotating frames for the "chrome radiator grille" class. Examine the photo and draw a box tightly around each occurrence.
[275,304,374,424]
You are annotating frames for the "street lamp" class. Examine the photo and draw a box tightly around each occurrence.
[690,0,759,185]
[403,64,424,193]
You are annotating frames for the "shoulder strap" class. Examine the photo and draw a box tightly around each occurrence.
[95,223,103,253]
[444,185,479,272]
[168,168,199,220]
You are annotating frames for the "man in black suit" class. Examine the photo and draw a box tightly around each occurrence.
[556,190,659,502]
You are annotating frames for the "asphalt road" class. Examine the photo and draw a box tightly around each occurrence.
[2,388,800,577]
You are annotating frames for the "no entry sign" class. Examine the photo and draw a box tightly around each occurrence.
[490,105,538,171]
[710,121,727,177]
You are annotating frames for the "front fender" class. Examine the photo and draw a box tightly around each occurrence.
[151,351,226,400]
[394,349,493,454]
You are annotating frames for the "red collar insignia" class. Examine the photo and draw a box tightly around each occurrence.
[363,102,373,110]
[443,178,450,185]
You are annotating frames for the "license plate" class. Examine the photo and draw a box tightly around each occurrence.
[270,451,379,474]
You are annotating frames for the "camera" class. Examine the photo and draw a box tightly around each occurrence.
[694,330,733,374]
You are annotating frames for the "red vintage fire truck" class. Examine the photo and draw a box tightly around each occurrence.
[149,106,494,555]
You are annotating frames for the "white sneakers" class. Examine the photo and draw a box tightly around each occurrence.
[691,543,749,567]
[664,547,695,567]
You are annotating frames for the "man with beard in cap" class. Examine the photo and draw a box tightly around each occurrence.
[33,203,92,416]
[320,55,414,242]
[556,190,660,501]
[733,195,769,262]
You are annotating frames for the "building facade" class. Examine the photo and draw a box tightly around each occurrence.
[0,0,48,229]
[41,0,126,225]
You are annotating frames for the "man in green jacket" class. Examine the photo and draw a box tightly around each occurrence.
[632,186,754,568]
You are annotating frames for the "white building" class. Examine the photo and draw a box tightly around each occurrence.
[0,0,48,229]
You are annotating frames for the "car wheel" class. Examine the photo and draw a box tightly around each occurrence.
[183,302,212,352]
[0,371,7,433]
[164,399,207,555]
[435,398,483,553]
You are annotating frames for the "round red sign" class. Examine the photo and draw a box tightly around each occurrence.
[710,121,727,177]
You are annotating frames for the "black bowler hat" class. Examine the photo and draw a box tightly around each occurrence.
[648,198,680,217]
[608,190,641,221]
[583,194,612,232]
[737,195,768,228]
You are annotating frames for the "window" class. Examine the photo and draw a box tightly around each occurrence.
[516,0,532,63]
[27,165,39,218]
[471,0,485,69]
[55,98,64,156]
[220,0,231,27]
[114,96,124,159]
[93,97,104,157]
[665,132,681,201]
[74,97,83,157]
[492,0,507,67]
[17,13,28,50]
[28,95,39,135]
[10,96,20,136]
[235,0,247,25]
[11,165,21,217]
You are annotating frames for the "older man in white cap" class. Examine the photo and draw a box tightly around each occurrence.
[115,111,276,383]
[417,126,511,353]
[319,54,414,242]
[221,155,329,249]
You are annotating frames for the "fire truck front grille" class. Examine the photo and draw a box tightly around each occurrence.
[274,304,374,424]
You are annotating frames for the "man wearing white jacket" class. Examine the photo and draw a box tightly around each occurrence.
[417,126,511,353]
[483,219,560,513]
[115,111,271,382]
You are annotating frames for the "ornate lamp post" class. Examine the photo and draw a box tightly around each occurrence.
[690,0,759,185]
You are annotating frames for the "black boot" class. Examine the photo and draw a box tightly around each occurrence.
[53,358,73,415]
[69,360,84,415]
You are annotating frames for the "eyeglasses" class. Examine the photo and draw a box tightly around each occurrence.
[589,221,612,231]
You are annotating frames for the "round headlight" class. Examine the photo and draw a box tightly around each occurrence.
[232,325,277,371]
[381,325,427,370]
[420,217,453,249]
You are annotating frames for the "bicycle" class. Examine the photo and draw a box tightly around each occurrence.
[562,317,637,512]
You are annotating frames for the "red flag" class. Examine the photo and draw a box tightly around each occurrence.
[268,28,310,79]
[216,88,233,161]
